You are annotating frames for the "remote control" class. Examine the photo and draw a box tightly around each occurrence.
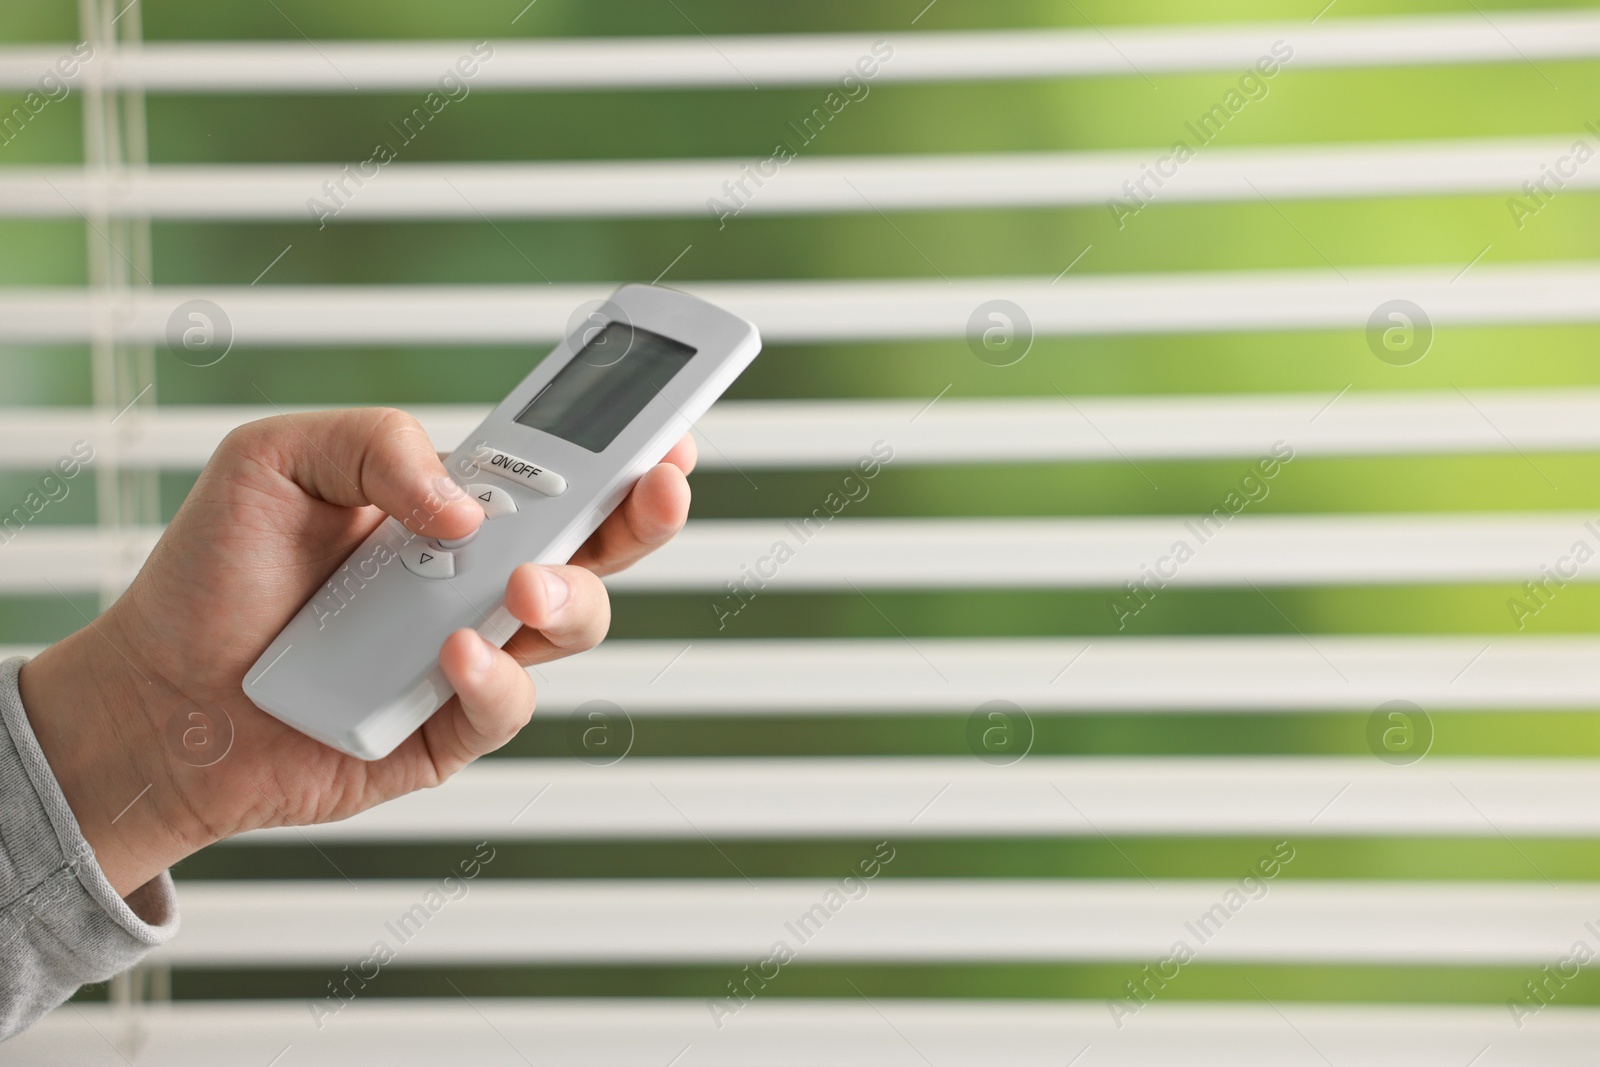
[242,284,761,759]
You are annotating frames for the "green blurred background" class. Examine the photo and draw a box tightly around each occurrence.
[4,0,1600,1010]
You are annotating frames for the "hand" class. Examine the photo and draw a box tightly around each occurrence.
[18,409,694,896]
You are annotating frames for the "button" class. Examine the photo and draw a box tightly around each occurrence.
[463,483,519,519]
[400,544,455,579]
[473,449,567,497]
[437,531,477,550]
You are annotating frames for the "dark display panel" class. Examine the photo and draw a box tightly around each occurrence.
[515,323,696,452]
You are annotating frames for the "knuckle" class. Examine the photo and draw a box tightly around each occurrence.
[571,570,613,634]
[367,406,425,444]
[485,689,535,748]
[219,418,272,457]
[575,603,611,652]
[512,692,536,731]
[216,417,297,475]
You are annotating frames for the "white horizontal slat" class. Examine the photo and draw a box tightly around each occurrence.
[239,757,1600,843]
[4,637,1593,712]
[10,513,1600,594]
[687,389,1600,464]
[0,528,157,593]
[5,390,1600,469]
[8,389,1600,470]
[494,636,1600,714]
[0,637,1593,712]
[0,403,491,469]
[3,12,1598,91]
[618,513,1600,590]
[4,264,1598,345]
[10,1000,1597,1067]
[5,137,1592,219]
[155,879,1600,965]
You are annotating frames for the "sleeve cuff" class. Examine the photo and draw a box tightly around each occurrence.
[0,656,179,980]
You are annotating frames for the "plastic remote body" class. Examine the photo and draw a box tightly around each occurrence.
[242,285,761,759]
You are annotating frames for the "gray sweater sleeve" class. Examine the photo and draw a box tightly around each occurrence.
[0,657,179,1040]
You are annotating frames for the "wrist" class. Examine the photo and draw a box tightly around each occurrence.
[18,615,220,896]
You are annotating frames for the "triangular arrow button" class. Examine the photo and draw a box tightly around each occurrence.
[419,552,433,563]
[462,482,519,519]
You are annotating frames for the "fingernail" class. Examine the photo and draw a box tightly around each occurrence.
[466,632,494,676]
[539,567,570,612]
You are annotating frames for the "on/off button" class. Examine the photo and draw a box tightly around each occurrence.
[472,447,568,497]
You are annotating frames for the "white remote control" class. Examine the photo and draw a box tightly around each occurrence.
[243,285,761,759]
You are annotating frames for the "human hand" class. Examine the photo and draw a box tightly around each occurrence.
[18,408,694,896]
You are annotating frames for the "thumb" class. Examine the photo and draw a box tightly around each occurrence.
[225,407,483,540]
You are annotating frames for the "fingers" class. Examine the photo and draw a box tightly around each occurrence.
[422,563,610,769]
[660,433,698,475]
[386,431,687,772]
[227,408,482,541]
[429,628,538,770]
[565,431,694,575]
[500,563,611,664]
[569,460,691,577]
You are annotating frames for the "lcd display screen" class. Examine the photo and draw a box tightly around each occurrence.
[514,322,697,452]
